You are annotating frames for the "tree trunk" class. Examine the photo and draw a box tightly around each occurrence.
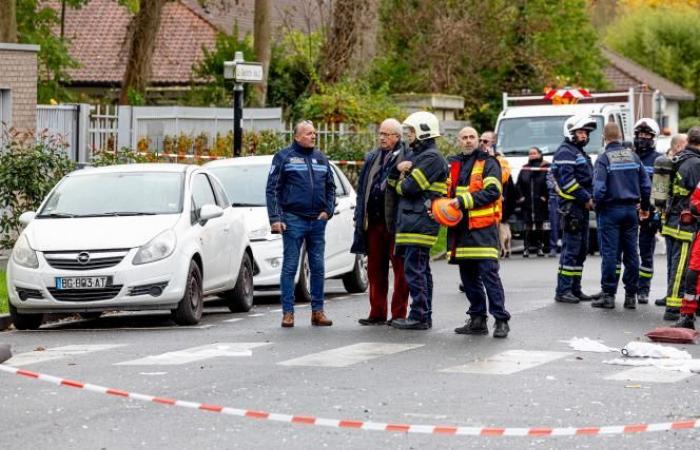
[118,0,167,105]
[0,0,18,43]
[252,0,271,106]
[318,0,368,85]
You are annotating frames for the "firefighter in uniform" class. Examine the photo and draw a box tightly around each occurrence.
[632,118,663,304]
[661,127,700,321]
[389,111,448,330]
[552,115,598,303]
[448,127,510,338]
[675,177,700,329]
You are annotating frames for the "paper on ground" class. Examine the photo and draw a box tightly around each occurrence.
[604,358,700,373]
[621,341,691,359]
[560,337,618,353]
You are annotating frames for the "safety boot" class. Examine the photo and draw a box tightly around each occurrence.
[493,320,510,338]
[311,310,333,326]
[577,291,602,301]
[391,318,429,330]
[454,315,488,335]
[554,292,580,304]
[663,307,680,321]
[281,312,294,328]
[637,293,649,304]
[654,297,666,307]
[591,293,615,309]
[624,294,637,310]
[672,314,696,330]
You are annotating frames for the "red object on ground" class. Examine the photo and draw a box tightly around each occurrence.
[645,327,699,344]
[431,198,463,227]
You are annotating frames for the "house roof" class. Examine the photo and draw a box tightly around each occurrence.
[56,0,218,85]
[602,48,695,101]
[181,0,323,37]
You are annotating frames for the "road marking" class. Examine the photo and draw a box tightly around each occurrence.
[605,367,694,383]
[31,325,214,331]
[278,342,423,368]
[115,343,270,366]
[224,318,244,323]
[441,350,571,375]
[247,313,265,317]
[6,344,126,367]
[271,308,283,313]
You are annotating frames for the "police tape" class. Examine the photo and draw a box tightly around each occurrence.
[1,364,697,437]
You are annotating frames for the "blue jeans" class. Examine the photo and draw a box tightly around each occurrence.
[598,205,639,295]
[280,213,327,313]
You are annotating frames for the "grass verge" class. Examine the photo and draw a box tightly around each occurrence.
[0,270,8,314]
[430,226,447,258]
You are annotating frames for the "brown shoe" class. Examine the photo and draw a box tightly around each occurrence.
[281,312,294,328]
[311,310,332,326]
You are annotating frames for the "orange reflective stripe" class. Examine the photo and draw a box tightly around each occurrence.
[466,160,499,229]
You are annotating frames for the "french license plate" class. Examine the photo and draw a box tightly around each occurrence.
[55,276,111,290]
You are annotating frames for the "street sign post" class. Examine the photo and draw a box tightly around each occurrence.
[223,52,263,157]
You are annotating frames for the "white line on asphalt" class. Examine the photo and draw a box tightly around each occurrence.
[6,344,127,367]
[271,308,283,313]
[115,343,271,366]
[247,313,265,317]
[278,342,424,368]
[605,367,694,383]
[224,318,244,323]
[441,350,572,375]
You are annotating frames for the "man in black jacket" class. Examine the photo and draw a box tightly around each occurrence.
[351,118,411,325]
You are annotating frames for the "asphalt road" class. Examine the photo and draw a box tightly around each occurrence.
[1,254,699,449]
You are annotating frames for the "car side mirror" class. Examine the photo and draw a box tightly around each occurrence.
[198,204,223,224]
[19,211,36,226]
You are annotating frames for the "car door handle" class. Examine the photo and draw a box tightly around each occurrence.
[334,209,341,215]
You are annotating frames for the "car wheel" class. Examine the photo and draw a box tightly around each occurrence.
[225,252,254,312]
[294,249,312,303]
[342,254,368,293]
[172,261,203,325]
[78,312,102,320]
[9,303,43,330]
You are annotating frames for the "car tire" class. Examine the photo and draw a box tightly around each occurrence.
[342,254,368,293]
[9,303,43,330]
[294,249,312,303]
[225,252,254,312]
[172,261,203,325]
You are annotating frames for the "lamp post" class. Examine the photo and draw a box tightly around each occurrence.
[223,52,263,157]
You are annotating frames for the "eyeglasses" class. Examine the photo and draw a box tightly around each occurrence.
[379,132,399,137]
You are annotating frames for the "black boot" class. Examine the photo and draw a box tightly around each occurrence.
[592,293,615,309]
[577,291,602,301]
[654,297,666,307]
[554,292,580,304]
[637,293,649,304]
[454,315,488,335]
[672,314,696,330]
[493,320,510,338]
[663,307,680,321]
[624,294,637,310]
[537,248,545,257]
[523,249,529,258]
[391,318,430,330]
[458,283,464,293]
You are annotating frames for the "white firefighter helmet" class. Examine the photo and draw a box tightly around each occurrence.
[634,117,660,138]
[403,111,441,140]
[562,114,598,139]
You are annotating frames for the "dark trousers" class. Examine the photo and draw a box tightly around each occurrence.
[599,205,639,295]
[548,196,560,251]
[401,246,433,323]
[458,259,510,321]
[524,222,548,252]
[666,237,692,309]
[637,222,657,295]
[366,221,409,320]
[556,205,589,296]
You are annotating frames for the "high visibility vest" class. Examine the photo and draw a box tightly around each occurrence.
[450,159,500,229]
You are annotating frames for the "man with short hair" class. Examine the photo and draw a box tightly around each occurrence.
[592,122,651,309]
[266,120,336,328]
[669,133,688,158]
[480,131,496,153]
[351,118,411,325]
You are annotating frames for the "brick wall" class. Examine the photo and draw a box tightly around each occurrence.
[0,44,39,131]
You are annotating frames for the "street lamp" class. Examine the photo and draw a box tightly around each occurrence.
[223,51,263,157]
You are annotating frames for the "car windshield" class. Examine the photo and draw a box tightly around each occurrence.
[208,165,268,206]
[496,116,605,156]
[38,172,184,217]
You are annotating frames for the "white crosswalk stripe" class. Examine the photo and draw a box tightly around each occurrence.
[441,350,572,375]
[605,366,694,383]
[278,342,424,368]
[5,344,127,367]
[115,343,270,366]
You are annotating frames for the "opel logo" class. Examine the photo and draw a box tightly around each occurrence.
[77,252,91,265]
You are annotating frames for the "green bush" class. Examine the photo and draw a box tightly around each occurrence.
[0,270,7,314]
[0,129,76,249]
[679,117,700,133]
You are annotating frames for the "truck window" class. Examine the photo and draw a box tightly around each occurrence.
[496,116,605,156]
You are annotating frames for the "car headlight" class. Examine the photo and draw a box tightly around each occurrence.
[12,234,39,269]
[248,225,281,241]
[133,229,177,265]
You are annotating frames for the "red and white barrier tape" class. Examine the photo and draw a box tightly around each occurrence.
[1,364,697,437]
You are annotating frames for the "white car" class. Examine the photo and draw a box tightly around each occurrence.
[205,155,367,301]
[7,164,254,330]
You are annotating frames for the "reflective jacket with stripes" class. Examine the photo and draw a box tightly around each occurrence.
[446,150,502,261]
[551,140,593,205]
[662,147,700,241]
[388,139,448,248]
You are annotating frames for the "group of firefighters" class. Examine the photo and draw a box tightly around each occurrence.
[350,111,700,337]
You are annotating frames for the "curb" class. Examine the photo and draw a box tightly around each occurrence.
[0,313,11,331]
[1,364,698,437]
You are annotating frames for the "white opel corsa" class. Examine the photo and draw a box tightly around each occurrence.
[7,164,255,330]
[205,155,368,301]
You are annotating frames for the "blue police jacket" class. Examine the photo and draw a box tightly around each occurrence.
[265,141,336,224]
[551,139,593,205]
[637,146,663,180]
[593,141,651,210]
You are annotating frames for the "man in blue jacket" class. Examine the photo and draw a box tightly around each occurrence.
[552,114,598,304]
[592,122,652,309]
[266,120,336,328]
